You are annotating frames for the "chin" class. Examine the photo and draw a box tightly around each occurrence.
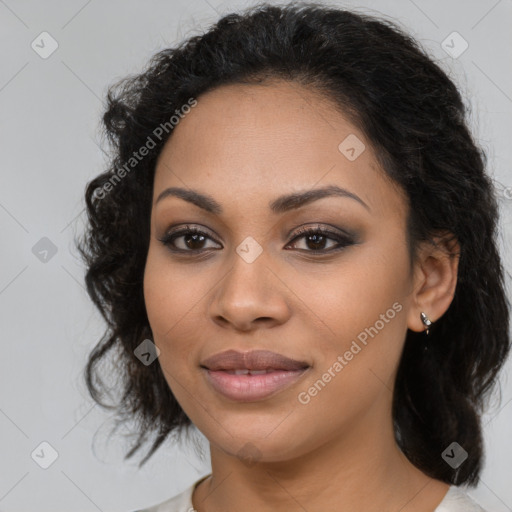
[205,423,314,464]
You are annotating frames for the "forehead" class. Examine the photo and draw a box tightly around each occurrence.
[153,80,407,219]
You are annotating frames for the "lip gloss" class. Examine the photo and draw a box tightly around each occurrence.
[203,368,309,402]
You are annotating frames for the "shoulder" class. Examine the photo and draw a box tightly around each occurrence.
[434,485,488,512]
[132,474,210,512]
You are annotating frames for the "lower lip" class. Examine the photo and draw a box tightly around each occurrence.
[203,368,309,402]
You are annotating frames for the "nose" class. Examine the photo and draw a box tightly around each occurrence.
[208,248,291,332]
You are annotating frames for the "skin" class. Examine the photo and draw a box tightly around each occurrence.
[143,80,460,512]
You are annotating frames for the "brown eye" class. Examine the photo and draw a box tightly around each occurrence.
[158,226,221,252]
[286,226,355,253]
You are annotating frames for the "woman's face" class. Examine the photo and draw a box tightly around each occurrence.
[143,80,419,463]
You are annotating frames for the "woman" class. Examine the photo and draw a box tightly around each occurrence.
[77,2,511,511]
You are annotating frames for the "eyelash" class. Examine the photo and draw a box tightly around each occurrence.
[157,224,355,255]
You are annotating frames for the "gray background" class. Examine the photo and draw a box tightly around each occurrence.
[1,0,511,510]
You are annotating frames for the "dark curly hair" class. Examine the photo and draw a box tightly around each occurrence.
[76,0,511,486]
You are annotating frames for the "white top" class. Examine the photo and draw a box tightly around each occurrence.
[134,475,487,512]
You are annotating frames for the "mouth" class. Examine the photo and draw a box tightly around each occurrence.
[221,368,291,375]
[200,349,310,372]
[201,367,310,402]
[200,349,311,402]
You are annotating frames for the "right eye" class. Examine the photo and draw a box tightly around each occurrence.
[158,225,222,253]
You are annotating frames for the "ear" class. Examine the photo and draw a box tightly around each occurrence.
[407,231,460,333]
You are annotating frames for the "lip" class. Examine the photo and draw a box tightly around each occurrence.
[200,349,310,371]
[202,367,310,402]
[200,349,311,402]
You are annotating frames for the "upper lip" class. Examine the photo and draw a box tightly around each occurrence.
[200,349,310,371]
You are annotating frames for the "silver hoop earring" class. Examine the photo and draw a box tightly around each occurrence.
[420,312,432,335]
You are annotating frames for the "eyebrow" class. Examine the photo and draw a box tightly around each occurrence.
[154,184,370,214]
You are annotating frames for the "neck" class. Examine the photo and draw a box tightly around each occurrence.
[192,399,450,512]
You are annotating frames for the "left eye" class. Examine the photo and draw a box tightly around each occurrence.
[285,227,353,252]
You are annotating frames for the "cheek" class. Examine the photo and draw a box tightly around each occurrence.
[143,253,185,367]
[307,252,407,339]
[142,255,195,405]
[144,247,197,336]
[143,246,215,380]
[307,241,410,384]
